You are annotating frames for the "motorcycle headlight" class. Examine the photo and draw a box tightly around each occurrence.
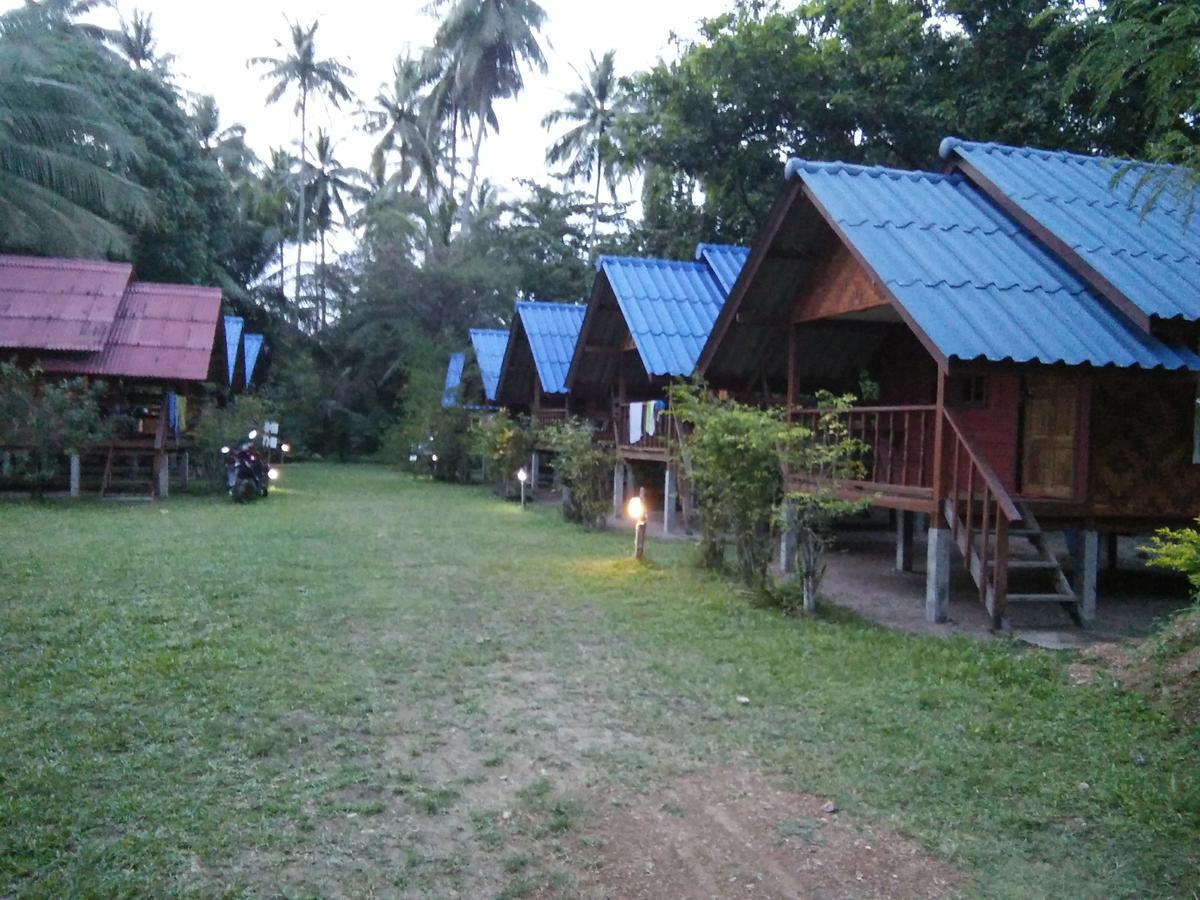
[267,468,279,481]
[220,446,230,455]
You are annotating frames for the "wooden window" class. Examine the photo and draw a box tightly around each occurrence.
[950,375,987,409]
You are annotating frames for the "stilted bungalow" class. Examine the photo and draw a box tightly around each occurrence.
[468,328,509,408]
[566,243,749,529]
[494,300,586,488]
[697,142,1200,627]
[0,254,229,498]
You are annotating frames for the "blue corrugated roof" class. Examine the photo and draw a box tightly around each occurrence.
[696,243,750,295]
[597,255,729,376]
[515,300,585,394]
[441,352,465,408]
[785,159,1200,370]
[941,137,1200,322]
[469,328,508,402]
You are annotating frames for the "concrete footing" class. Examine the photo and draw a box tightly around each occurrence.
[925,527,950,623]
[663,466,677,534]
[778,499,796,578]
[612,462,626,518]
[1079,530,1099,622]
[896,510,914,572]
[69,454,81,498]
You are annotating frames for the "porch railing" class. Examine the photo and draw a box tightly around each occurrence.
[533,406,569,428]
[612,401,671,454]
[942,409,1020,623]
[788,404,937,501]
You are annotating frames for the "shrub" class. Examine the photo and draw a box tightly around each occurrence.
[473,411,534,497]
[429,406,474,483]
[669,382,788,588]
[544,418,615,527]
[0,363,110,496]
[191,395,276,488]
[1145,521,1200,602]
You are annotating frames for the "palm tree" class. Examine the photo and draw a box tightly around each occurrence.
[250,19,353,305]
[5,0,114,43]
[261,149,297,300]
[300,131,368,326]
[428,0,548,234]
[364,52,438,191]
[0,31,152,256]
[115,8,169,71]
[542,50,626,248]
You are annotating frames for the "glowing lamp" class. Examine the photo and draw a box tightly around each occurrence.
[280,443,291,454]
[627,495,645,522]
[220,445,230,455]
[267,468,279,481]
[431,453,439,463]
[248,429,258,440]
[517,467,528,483]
[409,454,418,463]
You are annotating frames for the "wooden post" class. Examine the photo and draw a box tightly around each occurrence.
[896,510,914,572]
[530,451,540,492]
[663,464,676,534]
[634,487,647,559]
[612,461,625,519]
[69,453,81,498]
[1079,530,1099,623]
[786,323,797,414]
[181,451,190,491]
[153,399,169,499]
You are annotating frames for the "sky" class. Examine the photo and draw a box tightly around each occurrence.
[8,0,733,212]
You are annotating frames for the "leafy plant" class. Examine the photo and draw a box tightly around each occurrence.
[1145,520,1200,602]
[472,410,533,497]
[668,381,787,589]
[191,395,276,487]
[0,363,109,496]
[778,391,869,613]
[543,418,615,527]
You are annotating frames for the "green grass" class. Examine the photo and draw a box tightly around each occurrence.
[0,464,1196,897]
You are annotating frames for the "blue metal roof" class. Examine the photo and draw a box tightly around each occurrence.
[597,255,729,377]
[940,137,1200,322]
[785,159,1200,370]
[514,300,585,395]
[441,352,465,408]
[696,243,750,295]
[468,328,508,402]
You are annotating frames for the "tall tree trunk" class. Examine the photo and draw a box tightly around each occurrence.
[295,89,309,312]
[590,155,602,251]
[319,227,327,328]
[456,107,486,236]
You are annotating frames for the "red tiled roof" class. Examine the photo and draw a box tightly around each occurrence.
[40,282,223,382]
[0,254,133,351]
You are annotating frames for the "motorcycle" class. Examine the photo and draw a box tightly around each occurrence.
[221,434,277,502]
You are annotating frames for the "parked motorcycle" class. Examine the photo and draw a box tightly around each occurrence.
[221,434,277,502]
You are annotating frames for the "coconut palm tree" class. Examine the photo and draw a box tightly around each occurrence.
[300,130,368,327]
[0,32,152,256]
[542,50,626,249]
[114,8,170,72]
[250,19,353,305]
[428,0,547,234]
[261,148,297,299]
[364,52,438,192]
[4,0,114,43]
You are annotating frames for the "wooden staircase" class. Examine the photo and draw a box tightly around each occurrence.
[942,410,1080,628]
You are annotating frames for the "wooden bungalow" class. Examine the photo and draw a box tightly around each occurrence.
[495,300,586,488]
[696,143,1200,627]
[566,243,748,529]
[468,328,509,408]
[0,254,228,498]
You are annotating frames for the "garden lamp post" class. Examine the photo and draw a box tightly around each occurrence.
[517,466,528,510]
[628,488,647,560]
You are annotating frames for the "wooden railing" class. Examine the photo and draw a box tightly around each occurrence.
[533,406,569,427]
[612,401,670,454]
[942,409,1020,623]
[788,405,937,505]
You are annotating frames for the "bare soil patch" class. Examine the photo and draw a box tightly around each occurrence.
[581,768,966,899]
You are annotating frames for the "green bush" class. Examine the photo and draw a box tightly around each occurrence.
[473,411,534,497]
[1145,521,1200,602]
[544,418,615,527]
[191,395,276,488]
[0,363,110,496]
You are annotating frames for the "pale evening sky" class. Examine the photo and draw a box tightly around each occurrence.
[8,0,735,217]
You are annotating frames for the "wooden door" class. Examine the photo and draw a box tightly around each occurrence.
[1021,375,1080,499]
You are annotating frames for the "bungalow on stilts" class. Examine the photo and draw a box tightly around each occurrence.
[697,140,1200,628]
[494,300,587,491]
[566,243,749,532]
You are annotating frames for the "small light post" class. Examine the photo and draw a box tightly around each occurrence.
[517,466,528,510]
[280,442,290,469]
[627,487,647,559]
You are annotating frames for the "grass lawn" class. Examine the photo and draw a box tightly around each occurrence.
[1,464,1196,897]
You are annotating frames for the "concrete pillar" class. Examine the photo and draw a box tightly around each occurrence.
[896,510,915,572]
[926,527,951,623]
[69,454,81,498]
[1079,530,1099,623]
[156,453,169,498]
[612,461,626,518]
[530,451,540,492]
[663,465,677,534]
[1,451,11,478]
[778,498,796,577]
[181,451,190,491]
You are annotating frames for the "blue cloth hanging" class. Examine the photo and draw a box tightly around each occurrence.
[223,316,243,386]
[243,333,264,387]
